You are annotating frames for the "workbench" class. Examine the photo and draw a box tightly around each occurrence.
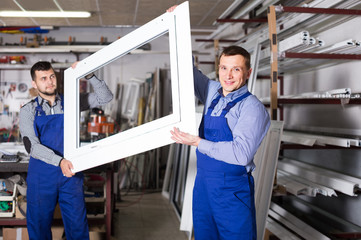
[0,162,115,240]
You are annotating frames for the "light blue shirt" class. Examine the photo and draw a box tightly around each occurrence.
[193,66,270,172]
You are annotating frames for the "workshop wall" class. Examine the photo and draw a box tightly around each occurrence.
[0,26,213,139]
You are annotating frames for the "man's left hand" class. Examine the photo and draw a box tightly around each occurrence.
[170,127,201,147]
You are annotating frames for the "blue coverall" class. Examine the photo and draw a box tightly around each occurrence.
[26,97,89,240]
[193,91,256,240]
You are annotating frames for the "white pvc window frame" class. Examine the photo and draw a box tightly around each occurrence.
[64,2,196,173]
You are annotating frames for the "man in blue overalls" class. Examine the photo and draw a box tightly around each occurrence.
[19,61,113,240]
[171,46,270,240]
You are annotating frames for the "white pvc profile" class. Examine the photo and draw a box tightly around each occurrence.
[64,2,196,172]
[0,46,170,54]
[180,145,197,240]
[282,130,360,148]
[269,203,331,240]
[162,144,175,200]
[278,158,361,196]
[121,81,141,121]
[254,120,284,240]
[277,169,337,197]
[180,111,203,240]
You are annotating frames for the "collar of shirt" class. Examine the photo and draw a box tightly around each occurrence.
[217,84,249,100]
[37,93,62,107]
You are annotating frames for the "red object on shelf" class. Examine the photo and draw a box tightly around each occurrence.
[87,114,114,134]
[0,55,26,64]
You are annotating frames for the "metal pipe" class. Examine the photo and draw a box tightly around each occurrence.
[281,52,361,60]
[277,5,361,15]
[216,18,267,23]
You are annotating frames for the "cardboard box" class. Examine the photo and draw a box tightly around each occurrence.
[3,227,64,240]
[89,231,105,240]
[3,228,28,240]
[89,225,106,240]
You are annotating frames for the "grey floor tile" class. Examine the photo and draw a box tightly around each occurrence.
[113,191,188,240]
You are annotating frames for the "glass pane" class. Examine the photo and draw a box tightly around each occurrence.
[77,35,172,147]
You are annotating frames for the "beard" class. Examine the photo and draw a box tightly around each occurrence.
[38,88,57,96]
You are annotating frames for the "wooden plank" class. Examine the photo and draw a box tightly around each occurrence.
[267,6,278,120]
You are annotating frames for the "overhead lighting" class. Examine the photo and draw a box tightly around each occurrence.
[0,11,91,18]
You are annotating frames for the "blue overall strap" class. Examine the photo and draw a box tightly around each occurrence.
[60,94,64,110]
[34,97,46,116]
[220,91,251,117]
[205,94,222,116]
[199,94,221,138]
[34,97,45,138]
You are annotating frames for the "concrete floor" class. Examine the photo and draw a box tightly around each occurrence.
[113,191,189,240]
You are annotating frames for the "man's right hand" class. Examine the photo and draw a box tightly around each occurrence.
[166,5,178,13]
[60,159,75,178]
[71,61,79,69]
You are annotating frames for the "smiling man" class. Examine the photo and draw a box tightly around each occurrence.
[171,46,270,240]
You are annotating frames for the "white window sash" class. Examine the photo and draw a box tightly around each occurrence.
[64,2,196,172]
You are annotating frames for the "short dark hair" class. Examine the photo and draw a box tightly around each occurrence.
[219,46,251,70]
[30,61,54,80]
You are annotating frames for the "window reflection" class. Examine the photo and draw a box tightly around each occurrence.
[78,39,172,146]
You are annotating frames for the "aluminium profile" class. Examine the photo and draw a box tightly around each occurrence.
[301,38,325,52]
[277,169,337,197]
[315,39,354,53]
[278,31,310,52]
[259,47,270,60]
[198,0,265,48]
[281,131,316,146]
[236,0,358,49]
[282,130,360,148]
[276,0,359,35]
[266,217,302,240]
[248,41,261,94]
[234,0,344,47]
[284,124,361,138]
[269,203,331,240]
[291,196,361,234]
[281,88,351,99]
[260,88,352,103]
[278,158,361,196]
[288,37,316,52]
[277,170,314,196]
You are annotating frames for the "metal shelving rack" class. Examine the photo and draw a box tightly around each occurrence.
[213,2,361,239]
[266,5,361,120]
